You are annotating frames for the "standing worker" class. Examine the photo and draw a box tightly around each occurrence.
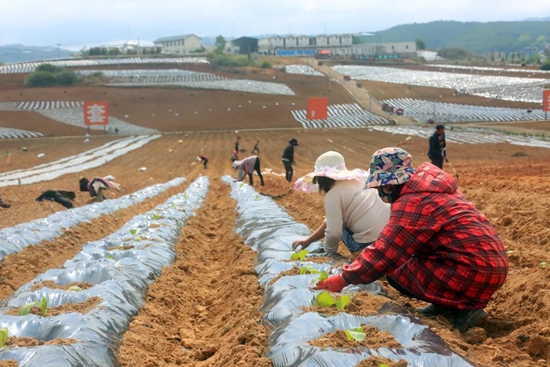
[316,148,508,333]
[281,138,299,182]
[233,156,265,186]
[251,140,260,155]
[428,124,446,169]
[235,136,241,153]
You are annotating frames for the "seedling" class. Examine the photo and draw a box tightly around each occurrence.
[106,254,115,260]
[68,286,82,292]
[344,327,366,341]
[129,229,138,236]
[129,229,142,241]
[151,213,161,220]
[17,297,48,316]
[541,262,548,268]
[318,270,328,281]
[0,327,8,348]
[299,266,319,275]
[315,292,351,311]
[290,249,309,261]
[380,365,389,367]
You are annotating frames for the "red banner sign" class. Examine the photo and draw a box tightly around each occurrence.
[84,101,109,126]
[307,97,329,120]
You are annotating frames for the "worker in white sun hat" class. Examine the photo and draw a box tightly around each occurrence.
[292,151,390,257]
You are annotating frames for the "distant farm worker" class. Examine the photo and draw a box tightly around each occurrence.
[198,154,208,169]
[316,147,508,333]
[231,150,239,163]
[251,140,260,155]
[235,136,241,152]
[233,155,265,186]
[79,175,121,203]
[0,197,10,209]
[281,138,299,182]
[428,124,447,169]
[292,151,390,257]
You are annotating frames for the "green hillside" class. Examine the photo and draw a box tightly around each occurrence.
[0,44,72,64]
[368,21,550,54]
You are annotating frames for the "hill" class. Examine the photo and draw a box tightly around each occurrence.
[0,44,72,64]
[368,20,550,54]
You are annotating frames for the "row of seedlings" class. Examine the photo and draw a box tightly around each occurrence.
[0,176,209,366]
[0,177,186,261]
[222,176,476,367]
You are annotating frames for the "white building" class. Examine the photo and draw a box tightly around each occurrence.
[154,34,202,54]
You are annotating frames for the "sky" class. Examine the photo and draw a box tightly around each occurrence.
[1,0,550,49]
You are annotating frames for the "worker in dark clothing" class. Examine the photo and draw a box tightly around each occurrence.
[235,136,241,152]
[0,197,10,209]
[251,140,260,155]
[198,154,208,169]
[233,156,265,186]
[35,190,75,209]
[231,150,239,163]
[282,138,299,182]
[428,125,446,169]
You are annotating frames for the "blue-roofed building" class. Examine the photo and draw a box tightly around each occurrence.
[153,34,202,54]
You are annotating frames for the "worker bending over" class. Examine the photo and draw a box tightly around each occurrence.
[233,155,265,187]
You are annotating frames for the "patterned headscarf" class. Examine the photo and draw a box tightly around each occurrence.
[366,147,416,188]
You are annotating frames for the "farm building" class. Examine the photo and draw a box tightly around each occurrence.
[226,37,259,54]
[154,34,202,54]
[257,34,353,55]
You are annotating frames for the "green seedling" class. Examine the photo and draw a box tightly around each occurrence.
[344,327,366,341]
[0,327,8,348]
[170,204,176,208]
[380,365,390,367]
[318,270,328,281]
[129,229,138,236]
[133,235,142,242]
[39,297,48,316]
[299,266,320,275]
[290,249,309,261]
[315,292,351,311]
[106,254,115,260]
[541,262,548,268]
[151,213,161,220]
[18,302,38,316]
[68,286,82,292]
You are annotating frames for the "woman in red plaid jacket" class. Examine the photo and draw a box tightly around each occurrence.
[317,147,508,333]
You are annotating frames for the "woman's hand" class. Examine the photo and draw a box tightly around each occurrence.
[292,239,311,251]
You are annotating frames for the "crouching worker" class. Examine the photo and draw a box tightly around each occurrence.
[316,148,508,333]
[79,175,121,203]
[292,151,390,258]
[233,155,265,186]
[198,154,208,169]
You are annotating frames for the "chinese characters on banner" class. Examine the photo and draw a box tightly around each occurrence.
[84,101,109,125]
[544,90,550,113]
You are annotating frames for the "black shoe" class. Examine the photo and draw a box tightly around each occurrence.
[416,303,450,317]
[451,309,488,333]
[0,202,10,208]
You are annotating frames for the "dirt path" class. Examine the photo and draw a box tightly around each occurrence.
[0,180,189,301]
[307,60,416,126]
[118,177,272,367]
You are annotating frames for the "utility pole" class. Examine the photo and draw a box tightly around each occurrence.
[368,92,372,126]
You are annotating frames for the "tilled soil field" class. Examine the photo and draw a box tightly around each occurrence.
[1,129,550,366]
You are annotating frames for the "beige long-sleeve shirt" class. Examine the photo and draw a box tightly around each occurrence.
[323,179,391,252]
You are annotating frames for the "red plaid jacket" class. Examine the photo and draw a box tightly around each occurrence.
[342,162,508,310]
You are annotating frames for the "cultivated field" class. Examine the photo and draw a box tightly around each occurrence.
[0,58,549,367]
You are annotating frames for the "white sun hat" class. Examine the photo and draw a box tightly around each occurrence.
[294,151,369,193]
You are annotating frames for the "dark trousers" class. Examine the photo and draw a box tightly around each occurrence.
[430,156,444,169]
[283,160,293,182]
[248,159,265,186]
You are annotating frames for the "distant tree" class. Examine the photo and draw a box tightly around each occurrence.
[260,61,272,69]
[109,48,121,56]
[416,38,426,50]
[215,35,227,52]
[36,64,63,73]
[541,61,550,70]
[25,64,78,87]
[437,47,469,60]
[352,36,364,45]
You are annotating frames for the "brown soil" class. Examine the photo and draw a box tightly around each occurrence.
[0,361,19,367]
[305,292,395,316]
[117,179,272,367]
[107,245,135,251]
[5,296,101,317]
[0,111,102,136]
[268,267,302,286]
[357,357,408,367]
[5,337,77,347]
[309,327,401,349]
[30,281,93,291]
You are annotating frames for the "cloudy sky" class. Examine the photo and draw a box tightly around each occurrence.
[1,0,550,48]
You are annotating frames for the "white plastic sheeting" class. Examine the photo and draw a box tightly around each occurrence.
[222,176,475,367]
[77,69,226,83]
[0,57,209,75]
[383,98,547,123]
[332,65,550,104]
[0,177,209,367]
[291,103,388,129]
[0,127,43,139]
[16,101,85,110]
[0,136,159,187]
[283,65,324,77]
[371,126,550,148]
[0,177,187,262]
[436,64,550,75]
